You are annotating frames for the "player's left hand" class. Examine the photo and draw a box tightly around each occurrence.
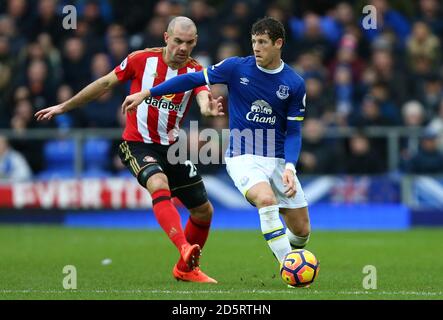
[205,92,224,116]
[282,169,296,198]
[122,90,149,114]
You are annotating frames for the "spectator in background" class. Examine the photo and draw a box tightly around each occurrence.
[9,97,44,173]
[399,100,427,166]
[291,12,334,62]
[292,49,326,77]
[427,97,443,152]
[350,95,393,166]
[329,33,366,84]
[304,71,333,120]
[81,90,121,128]
[298,118,341,174]
[369,81,401,124]
[188,0,216,59]
[73,9,107,56]
[25,59,56,110]
[350,95,393,127]
[53,84,75,129]
[0,35,14,125]
[0,135,32,182]
[0,14,27,57]
[5,0,33,37]
[62,37,91,93]
[331,2,356,39]
[107,32,129,67]
[215,42,241,62]
[290,3,343,47]
[82,0,108,38]
[37,33,62,82]
[266,3,296,62]
[32,0,69,46]
[344,131,385,174]
[216,18,249,56]
[415,0,443,38]
[402,100,426,128]
[141,16,168,49]
[10,99,35,134]
[333,64,353,125]
[110,0,154,35]
[370,44,409,106]
[406,21,441,73]
[403,128,443,174]
[361,0,411,47]
[419,73,443,117]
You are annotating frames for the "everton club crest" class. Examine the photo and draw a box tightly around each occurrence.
[276,85,289,100]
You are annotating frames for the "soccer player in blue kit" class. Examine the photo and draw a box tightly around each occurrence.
[122,17,311,268]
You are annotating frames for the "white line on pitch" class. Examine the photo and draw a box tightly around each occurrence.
[0,289,442,296]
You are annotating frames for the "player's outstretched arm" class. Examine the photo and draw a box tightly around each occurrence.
[35,71,119,121]
[122,71,207,114]
[283,121,303,198]
[196,91,224,117]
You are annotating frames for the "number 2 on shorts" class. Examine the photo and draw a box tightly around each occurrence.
[184,160,197,178]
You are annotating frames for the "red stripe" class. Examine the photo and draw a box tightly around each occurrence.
[122,73,144,142]
[179,92,194,127]
[147,57,167,144]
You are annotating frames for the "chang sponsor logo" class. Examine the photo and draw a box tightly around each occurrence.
[246,100,276,125]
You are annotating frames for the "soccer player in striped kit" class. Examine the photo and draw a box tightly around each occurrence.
[35,17,223,283]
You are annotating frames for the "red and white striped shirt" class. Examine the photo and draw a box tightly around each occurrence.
[114,47,209,145]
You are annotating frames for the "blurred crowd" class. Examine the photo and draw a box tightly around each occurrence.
[1,0,443,180]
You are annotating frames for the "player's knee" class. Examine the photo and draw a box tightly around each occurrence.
[146,172,169,193]
[295,223,311,238]
[255,193,278,208]
[190,201,213,222]
[137,164,165,190]
[286,227,310,249]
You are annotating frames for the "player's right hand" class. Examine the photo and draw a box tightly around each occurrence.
[34,104,66,121]
[282,169,296,198]
[122,90,149,114]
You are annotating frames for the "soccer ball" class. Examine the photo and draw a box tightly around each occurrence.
[280,249,320,287]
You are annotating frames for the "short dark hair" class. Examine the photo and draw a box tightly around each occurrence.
[251,17,286,46]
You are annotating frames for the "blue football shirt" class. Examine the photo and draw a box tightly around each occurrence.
[203,56,306,159]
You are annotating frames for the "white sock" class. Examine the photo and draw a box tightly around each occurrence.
[258,205,292,263]
[286,228,310,248]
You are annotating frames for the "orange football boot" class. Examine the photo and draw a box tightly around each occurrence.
[173,264,218,284]
[180,243,201,270]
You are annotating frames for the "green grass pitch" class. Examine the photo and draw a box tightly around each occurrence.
[0,225,442,300]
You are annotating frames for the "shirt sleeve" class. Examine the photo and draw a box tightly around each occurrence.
[285,81,306,165]
[204,56,239,85]
[287,81,306,121]
[149,57,239,97]
[114,51,144,82]
[193,64,210,96]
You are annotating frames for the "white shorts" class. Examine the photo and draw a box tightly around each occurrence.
[225,154,308,209]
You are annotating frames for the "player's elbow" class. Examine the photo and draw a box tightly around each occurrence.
[100,71,119,91]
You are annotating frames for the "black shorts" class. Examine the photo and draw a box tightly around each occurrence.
[118,140,208,209]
